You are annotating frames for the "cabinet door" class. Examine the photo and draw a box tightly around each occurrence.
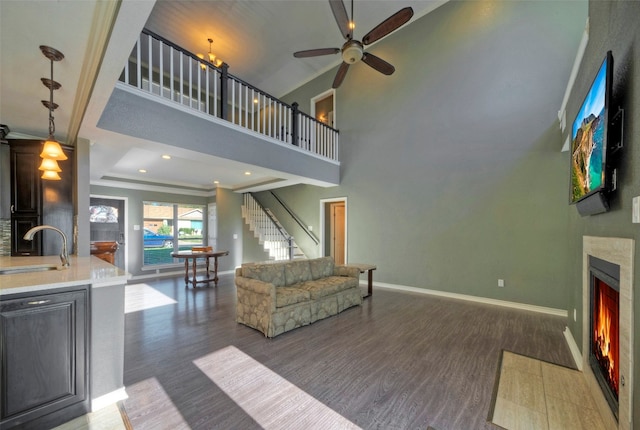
[10,144,41,215]
[0,287,89,429]
[9,142,42,256]
[11,216,40,256]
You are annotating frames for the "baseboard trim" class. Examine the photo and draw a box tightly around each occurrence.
[369,281,568,317]
[91,387,128,412]
[563,326,583,370]
[130,269,235,282]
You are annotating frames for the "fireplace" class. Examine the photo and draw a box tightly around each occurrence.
[589,256,620,420]
[579,236,634,430]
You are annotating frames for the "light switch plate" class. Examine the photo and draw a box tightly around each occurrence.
[633,197,640,223]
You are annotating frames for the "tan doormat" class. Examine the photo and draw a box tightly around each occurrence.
[488,350,606,430]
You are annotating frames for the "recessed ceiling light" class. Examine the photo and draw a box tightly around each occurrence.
[139,169,147,173]
[213,180,219,184]
[244,171,251,176]
[162,155,171,160]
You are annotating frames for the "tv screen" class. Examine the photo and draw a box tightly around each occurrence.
[570,51,613,204]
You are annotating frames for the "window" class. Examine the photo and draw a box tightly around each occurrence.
[89,205,118,223]
[143,202,205,266]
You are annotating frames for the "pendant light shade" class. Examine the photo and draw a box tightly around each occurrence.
[41,169,62,180]
[40,138,68,160]
[38,157,62,172]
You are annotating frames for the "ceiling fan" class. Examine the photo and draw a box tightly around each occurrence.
[293,0,414,88]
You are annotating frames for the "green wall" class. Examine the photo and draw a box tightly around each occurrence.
[215,187,244,271]
[561,2,640,426]
[259,0,587,310]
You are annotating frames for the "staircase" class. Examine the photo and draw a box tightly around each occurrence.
[242,193,306,260]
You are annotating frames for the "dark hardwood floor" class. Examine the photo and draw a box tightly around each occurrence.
[122,274,575,430]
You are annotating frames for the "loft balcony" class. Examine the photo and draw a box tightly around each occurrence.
[97,29,340,191]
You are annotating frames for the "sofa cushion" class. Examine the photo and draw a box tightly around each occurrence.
[283,260,312,285]
[275,287,311,307]
[296,276,358,300]
[309,257,335,280]
[242,263,286,288]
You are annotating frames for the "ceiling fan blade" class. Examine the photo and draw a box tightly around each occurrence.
[362,7,414,45]
[329,0,351,39]
[332,62,350,88]
[294,48,341,58]
[362,53,395,75]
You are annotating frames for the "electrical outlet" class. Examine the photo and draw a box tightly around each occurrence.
[498,279,505,287]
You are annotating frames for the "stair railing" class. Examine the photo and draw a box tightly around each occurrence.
[242,193,294,260]
[269,191,319,245]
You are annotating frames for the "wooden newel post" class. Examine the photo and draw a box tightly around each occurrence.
[220,62,229,121]
[291,102,299,146]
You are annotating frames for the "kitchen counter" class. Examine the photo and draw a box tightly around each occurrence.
[0,255,129,296]
[1,255,130,419]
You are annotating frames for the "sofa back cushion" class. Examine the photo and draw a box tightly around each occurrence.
[283,260,312,285]
[309,257,335,280]
[242,263,286,287]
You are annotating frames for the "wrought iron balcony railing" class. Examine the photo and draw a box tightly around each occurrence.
[119,29,339,161]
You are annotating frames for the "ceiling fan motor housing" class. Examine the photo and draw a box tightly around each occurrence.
[342,40,363,64]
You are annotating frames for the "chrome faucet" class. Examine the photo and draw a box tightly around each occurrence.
[23,225,70,267]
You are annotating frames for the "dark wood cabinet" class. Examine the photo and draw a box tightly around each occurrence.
[0,286,90,429]
[9,140,73,256]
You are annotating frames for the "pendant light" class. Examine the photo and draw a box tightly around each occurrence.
[198,38,223,70]
[39,45,67,180]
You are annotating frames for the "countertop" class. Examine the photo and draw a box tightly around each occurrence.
[0,255,130,296]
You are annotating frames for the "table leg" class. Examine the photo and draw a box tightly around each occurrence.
[213,256,220,286]
[206,256,210,274]
[368,269,373,297]
[183,259,189,286]
[191,257,197,286]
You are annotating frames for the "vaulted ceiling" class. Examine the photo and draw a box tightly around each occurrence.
[1,0,584,193]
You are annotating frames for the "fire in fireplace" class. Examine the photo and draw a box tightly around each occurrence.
[589,255,620,419]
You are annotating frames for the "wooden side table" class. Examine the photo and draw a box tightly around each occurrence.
[171,250,229,287]
[347,263,377,298]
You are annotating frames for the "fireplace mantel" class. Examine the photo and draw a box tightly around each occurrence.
[582,236,634,430]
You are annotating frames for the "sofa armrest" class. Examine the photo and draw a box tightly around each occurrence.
[235,275,277,314]
[334,265,360,278]
[235,275,274,295]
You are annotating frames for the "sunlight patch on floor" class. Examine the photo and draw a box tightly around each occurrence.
[125,377,188,428]
[194,345,362,430]
[124,283,177,314]
[52,403,125,430]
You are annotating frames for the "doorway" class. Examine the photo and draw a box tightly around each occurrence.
[89,196,127,271]
[320,198,347,265]
[311,89,336,128]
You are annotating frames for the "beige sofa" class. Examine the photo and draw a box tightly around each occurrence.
[235,257,363,337]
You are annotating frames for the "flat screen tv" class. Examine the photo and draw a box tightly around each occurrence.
[570,51,613,205]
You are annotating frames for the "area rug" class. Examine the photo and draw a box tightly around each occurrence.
[488,350,606,430]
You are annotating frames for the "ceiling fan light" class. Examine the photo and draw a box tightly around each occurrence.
[38,157,62,172]
[41,169,62,180]
[342,43,363,64]
[40,138,68,160]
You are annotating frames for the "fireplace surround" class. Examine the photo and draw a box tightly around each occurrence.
[582,236,634,430]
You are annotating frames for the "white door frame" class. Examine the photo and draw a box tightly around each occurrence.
[319,197,347,264]
[90,194,129,273]
[310,89,336,128]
